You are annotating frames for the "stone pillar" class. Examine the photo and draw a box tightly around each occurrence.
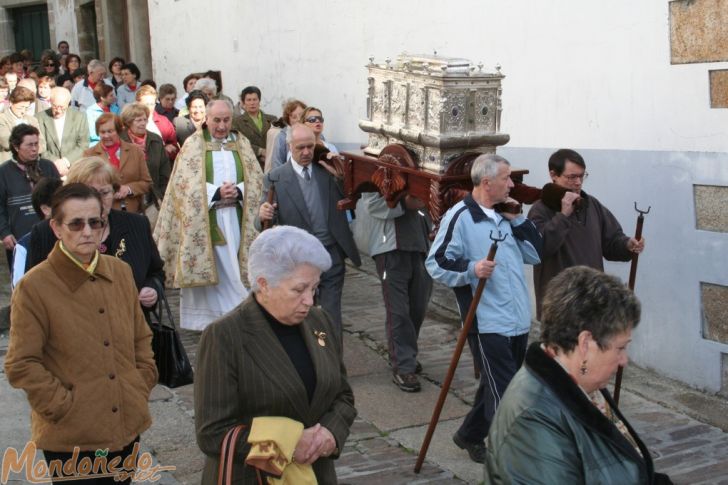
[75,0,98,62]
[46,0,79,54]
[0,8,15,56]
[125,0,151,81]
[95,0,125,63]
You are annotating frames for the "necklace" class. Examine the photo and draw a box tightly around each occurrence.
[98,222,110,253]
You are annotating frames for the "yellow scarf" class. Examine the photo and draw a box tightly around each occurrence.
[59,241,99,275]
[246,417,317,484]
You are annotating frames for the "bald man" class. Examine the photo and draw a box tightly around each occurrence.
[36,87,89,175]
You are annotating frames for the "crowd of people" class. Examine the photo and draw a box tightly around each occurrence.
[1,41,671,484]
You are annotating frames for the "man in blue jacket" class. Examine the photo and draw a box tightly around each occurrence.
[426,153,542,463]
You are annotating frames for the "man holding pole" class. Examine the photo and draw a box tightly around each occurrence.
[426,154,541,463]
[527,148,645,319]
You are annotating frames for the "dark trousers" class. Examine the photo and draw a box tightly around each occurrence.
[42,437,139,484]
[456,332,528,444]
[318,243,346,341]
[374,250,432,374]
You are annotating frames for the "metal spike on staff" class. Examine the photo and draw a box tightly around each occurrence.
[415,230,507,473]
[613,202,650,406]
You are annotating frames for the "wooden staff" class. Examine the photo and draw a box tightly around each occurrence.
[261,185,276,231]
[414,231,507,473]
[613,202,650,406]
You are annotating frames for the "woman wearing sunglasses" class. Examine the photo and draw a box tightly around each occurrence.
[39,53,60,77]
[5,182,158,484]
[27,156,164,313]
[301,106,338,154]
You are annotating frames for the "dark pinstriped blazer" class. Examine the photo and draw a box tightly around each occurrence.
[194,295,356,485]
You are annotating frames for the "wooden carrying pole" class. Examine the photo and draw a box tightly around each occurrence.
[414,232,506,473]
[613,202,650,406]
[261,185,276,231]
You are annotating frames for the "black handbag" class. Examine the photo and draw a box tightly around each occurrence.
[148,289,194,388]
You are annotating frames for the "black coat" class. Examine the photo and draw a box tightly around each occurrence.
[0,159,60,240]
[27,209,164,292]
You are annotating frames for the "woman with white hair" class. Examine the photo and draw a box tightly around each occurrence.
[195,225,356,485]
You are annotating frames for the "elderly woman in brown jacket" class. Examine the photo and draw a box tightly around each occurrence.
[119,102,171,202]
[5,183,158,484]
[84,113,152,213]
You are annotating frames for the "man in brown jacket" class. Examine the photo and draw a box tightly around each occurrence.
[4,183,158,484]
[527,148,645,318]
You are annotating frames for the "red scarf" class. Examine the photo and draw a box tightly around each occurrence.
[128,83,137,91]
[101,142,121,169]
[127,131,148,160]
[87,79,97,90]
[98,102,110,113]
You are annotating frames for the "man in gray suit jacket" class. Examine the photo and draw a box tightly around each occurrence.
[257,124,361,337]
[36,87,89,177]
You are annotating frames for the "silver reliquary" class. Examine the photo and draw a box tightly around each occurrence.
[360,53,509,173]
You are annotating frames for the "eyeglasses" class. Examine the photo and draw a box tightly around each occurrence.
[562,172,589,181]
[62,217,106,231]
[305,116,324,123]
[45,63,56,67]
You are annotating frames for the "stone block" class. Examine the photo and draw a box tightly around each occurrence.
[701,282,728,344]
[709,70,728,108]
[722,352,728,397]
[694,184,728,232]
[670,0,728,64]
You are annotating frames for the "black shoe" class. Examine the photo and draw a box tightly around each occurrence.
[392,372,421,392]
[415,361,423,374]
[452,433,486,463]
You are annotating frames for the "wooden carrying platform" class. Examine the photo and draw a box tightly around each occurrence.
[338,144,538,237]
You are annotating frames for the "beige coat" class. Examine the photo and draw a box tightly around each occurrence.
[4,243,158,452]
[0,109,46,162]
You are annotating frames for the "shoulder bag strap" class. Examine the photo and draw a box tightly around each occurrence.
[217,424,262,485]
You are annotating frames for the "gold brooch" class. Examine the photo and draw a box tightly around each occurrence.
[313,331,327,347]
[114,238,127,258]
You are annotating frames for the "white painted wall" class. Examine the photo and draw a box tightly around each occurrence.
[148,0,728,391]
[148,0,728,152]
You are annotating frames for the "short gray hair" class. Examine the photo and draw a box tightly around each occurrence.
[194,78,217,96]
[87,59,106,74]
[248,226,332,292]
[471,153,510,185]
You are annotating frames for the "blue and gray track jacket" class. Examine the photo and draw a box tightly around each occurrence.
[426,195,542,336]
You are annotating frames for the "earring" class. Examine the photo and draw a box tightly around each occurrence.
[580,360,588,375]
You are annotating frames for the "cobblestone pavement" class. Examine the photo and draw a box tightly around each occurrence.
[2,258,728,484]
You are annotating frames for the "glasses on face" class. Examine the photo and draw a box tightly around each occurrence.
[62,217,106,231]
[45,62,56,67]
[305,116,324,123]
[562,172,589,181]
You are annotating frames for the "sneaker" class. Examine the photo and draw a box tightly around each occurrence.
[452,433,486,463]
[392,372,421,392]
[415,361,423,374]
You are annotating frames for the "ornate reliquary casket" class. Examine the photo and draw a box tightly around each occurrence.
[359,53,508,173]
[338,53,535,234]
